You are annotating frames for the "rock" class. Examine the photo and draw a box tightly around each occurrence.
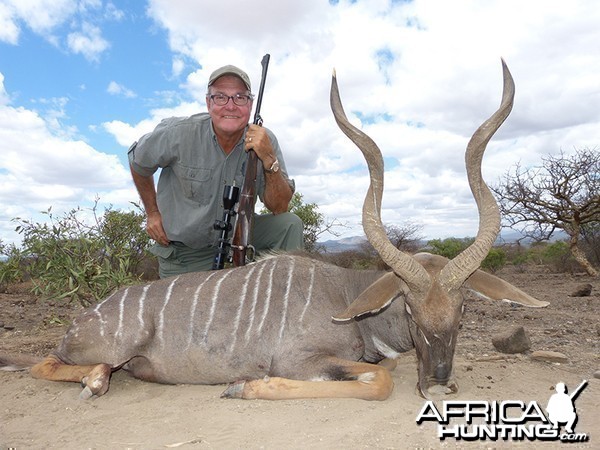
[492,326,531,354]
[530,350,569,363]
[593,370,600,380]
[569,283,593,297]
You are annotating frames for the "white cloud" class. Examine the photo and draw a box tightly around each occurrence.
[104,1,125,21]
[0,103,129,194]
[0,73,9,105]
[171,57,185,78]
[1,0,75,37]
[0,74,131,246]
[103,101,204,147]
[0,0,116,61]
[107,81,137,98]
[0,2,20,44]
[67,21,110,62]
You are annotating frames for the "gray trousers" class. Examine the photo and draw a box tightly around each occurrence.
[150,212,304,278]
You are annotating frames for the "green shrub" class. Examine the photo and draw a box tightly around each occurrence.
[540,241,579,273]
[427,237,474,259]
[481,248,507,273]
[427,237,507,273]
[11,202,151,305]
[0,242,26,287]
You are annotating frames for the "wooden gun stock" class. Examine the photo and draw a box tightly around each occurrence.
[231,150,258,266]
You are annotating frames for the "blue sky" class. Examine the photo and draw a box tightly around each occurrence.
[1,0,599,250]
[1,1,175,162]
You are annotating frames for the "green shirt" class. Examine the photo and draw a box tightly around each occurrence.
[128,113,294,250]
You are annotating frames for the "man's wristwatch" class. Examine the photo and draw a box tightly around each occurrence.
[265,158,280,173]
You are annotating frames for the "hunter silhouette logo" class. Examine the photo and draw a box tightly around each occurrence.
[546,380,587,435]
[416,380,590,442]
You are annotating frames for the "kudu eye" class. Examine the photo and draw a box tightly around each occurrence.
[405,303,412,316]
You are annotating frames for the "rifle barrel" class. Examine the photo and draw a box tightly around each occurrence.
[569,380,588,400]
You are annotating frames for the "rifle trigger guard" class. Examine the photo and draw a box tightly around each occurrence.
[246,245,256,263]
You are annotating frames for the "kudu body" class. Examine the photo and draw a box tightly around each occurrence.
[0,61,547,400]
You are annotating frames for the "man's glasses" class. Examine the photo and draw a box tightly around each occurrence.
[209,93,254,106]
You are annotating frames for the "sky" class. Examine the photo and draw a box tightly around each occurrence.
[1,0,599,250]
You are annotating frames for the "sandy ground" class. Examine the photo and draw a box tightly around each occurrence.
[1,266,598,449]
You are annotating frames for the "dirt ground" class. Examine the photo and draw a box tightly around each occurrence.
[0,265,598,449]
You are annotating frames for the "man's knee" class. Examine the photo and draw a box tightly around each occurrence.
[151,242,215,277]
[278,213,304,249]
[282,212,303,232]
[254,212,304,251]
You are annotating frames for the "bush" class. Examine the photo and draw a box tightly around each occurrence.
[0,241,26,288]
[540,241,580,273]
[481,248,507,273]
[321,249,379,270]
[427,237,474,259]
[427,237,507,273]
[11,201,151,305]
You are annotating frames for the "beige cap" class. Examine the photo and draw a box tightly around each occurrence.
[208,65,251,91]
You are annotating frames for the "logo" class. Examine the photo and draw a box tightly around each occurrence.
[416,380,589,443]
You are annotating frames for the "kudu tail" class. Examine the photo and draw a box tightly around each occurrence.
[0,353,43,372]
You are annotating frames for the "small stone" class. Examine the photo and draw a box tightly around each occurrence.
[569,283,592,297]
[492,326,531,354]
[593,370,600,380]
[530,350,569,363]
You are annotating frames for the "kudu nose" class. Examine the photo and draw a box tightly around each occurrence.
[434,363,451,382]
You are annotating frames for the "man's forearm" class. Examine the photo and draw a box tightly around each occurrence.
[130,165,159,212]
[130,165,170,245]
[263,171,293,214]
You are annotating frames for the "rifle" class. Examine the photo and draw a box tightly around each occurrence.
[230,53,270,267]
[211,184,240,270]
[569,380,588,401]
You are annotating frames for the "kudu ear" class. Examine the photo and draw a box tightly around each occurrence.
[465,269,550,308]
[414,253,549,308]
[332,273,406,322]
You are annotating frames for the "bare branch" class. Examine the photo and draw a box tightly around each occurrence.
[492,147,600,275]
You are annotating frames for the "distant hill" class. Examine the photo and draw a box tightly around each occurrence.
[318,235,368,253]
[318,230,568,253]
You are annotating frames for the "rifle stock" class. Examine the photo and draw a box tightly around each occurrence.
[231,54,270,266]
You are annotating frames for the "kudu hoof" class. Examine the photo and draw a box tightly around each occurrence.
[79,363,111,399]
[221,380,246,399]
[79,385,95,400]
[417,380,459,399]
[79,376,108,399]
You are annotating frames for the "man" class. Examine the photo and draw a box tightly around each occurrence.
[546,382,578,434]
[128,64,303,278]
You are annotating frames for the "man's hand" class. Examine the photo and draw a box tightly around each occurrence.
[146,210,170,246]
[243,125,292,214]
[244,124,277,169]
[129,165,171,246]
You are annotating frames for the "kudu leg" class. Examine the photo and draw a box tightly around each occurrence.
[31,354,112,399]
[222,357,394,401]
